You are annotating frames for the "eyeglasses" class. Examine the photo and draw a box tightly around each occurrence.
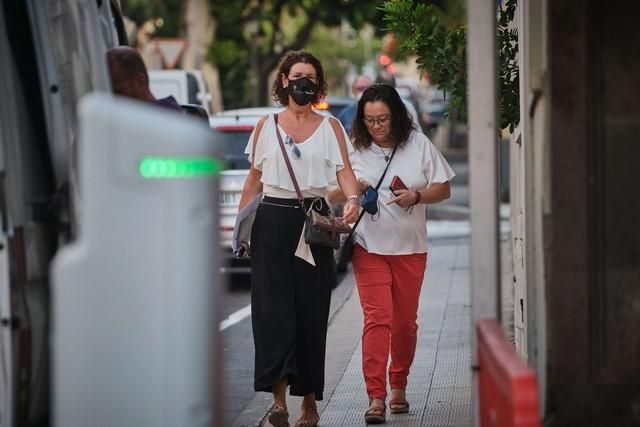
[285,135,301,159]
[363,115,391,127]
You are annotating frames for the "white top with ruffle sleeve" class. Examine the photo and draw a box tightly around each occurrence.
[245,114,353,199]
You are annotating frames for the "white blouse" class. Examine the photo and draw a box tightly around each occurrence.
[245,114,353,199]
[350,131,456,255]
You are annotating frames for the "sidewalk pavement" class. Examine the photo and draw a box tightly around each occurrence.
[233,237,474,427]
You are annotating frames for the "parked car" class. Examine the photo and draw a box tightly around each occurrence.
[211,107,283,274]
[420,87,449,137]
[212,107,351,278]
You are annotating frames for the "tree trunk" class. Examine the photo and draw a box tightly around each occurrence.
[182,0,211,69]
[202,62,223,113]
[182,0,222,112]
[256,54,283,106]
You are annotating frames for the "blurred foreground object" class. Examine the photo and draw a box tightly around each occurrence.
[52,94,224,426]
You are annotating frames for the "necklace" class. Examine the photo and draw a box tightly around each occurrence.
[375,144,392,161]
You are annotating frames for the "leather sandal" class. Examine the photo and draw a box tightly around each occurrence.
[389,399,410,414]
[294,405,320,427]
[268,404,290,427]
[364,399,386,424]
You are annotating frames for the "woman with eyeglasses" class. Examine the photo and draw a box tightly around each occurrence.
[237,50,360,427]
[331,83,455,423]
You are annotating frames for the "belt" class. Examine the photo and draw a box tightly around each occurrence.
[261,196,328,210]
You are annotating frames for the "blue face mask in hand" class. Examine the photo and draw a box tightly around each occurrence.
[360,186,379,215]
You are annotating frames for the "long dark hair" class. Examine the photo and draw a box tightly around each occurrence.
[272,50,327,106]
[351,84,415,150]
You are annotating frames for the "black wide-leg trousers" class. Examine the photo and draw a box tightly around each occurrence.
[250,196,335,400]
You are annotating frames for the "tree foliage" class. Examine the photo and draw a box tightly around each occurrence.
[208,0,385,108]
[497,0,519,132]
[125,0,183,37]
[305,25,383,96]
[382,0,519,131]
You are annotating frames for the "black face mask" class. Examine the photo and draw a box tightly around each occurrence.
[288,77,319,106]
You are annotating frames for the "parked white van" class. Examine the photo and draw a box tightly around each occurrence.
[149,69,212,115]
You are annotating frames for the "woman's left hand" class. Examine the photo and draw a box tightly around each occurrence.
[342,198,360,224]
[386,189,420,208]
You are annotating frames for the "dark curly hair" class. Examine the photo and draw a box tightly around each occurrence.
[351,83,415,151]
[272,50,327,106]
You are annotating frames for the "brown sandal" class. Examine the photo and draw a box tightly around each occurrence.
[389,399,410,414]
[294,405,320,427]
[268,404,290,427]
[364,399,386,424]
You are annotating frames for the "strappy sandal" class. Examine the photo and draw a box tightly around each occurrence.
[268,404,290,427]
[294,405,320,427]
[389,399,410,414]
[364,399,386,424]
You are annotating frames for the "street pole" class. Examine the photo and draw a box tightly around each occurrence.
[466,0,501,425]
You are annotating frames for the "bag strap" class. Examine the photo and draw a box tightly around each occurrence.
[347,143,398,240]
[373,144,398,192]
[273,114,304,205]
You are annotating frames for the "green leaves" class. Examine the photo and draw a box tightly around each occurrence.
[497,0,519,131]
[382,0,520,131]
[382,0,467,121]
[126,0,183,37]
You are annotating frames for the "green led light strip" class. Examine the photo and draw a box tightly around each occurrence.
[139,156,223,178]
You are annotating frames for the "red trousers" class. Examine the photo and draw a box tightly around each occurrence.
[352,244,427,400]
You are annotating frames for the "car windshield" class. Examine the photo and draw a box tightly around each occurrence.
[217,130,252,170]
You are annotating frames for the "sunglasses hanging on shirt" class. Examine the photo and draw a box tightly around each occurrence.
[284,135,301,159]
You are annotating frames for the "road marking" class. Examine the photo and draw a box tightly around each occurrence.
[219,304,252,331]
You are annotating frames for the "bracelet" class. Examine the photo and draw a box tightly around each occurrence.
[346,195,360,205]
[412,190,421,206]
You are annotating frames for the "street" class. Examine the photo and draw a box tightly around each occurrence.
[220,277,256,424]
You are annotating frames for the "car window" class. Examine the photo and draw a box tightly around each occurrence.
[216,130,252,170]
[187,73,199,105]
[210,107,284,170]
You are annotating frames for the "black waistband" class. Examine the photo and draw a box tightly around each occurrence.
[262,196,324,205]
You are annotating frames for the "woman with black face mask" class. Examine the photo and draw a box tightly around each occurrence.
[237,51,361,427]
